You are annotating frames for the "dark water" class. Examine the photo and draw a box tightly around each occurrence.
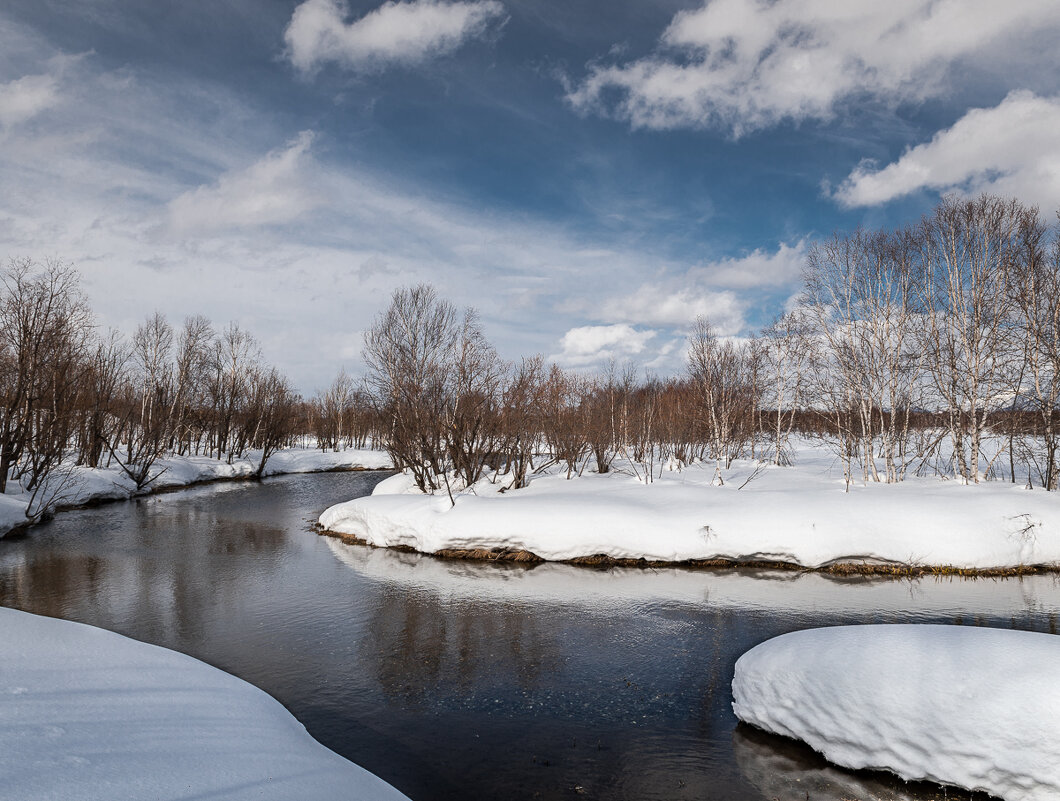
[1,472,1057,801]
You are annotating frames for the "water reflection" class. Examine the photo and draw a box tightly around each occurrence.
[326,536,1060,623]
[1,471,1057,801]
[366,585,564,705]
[733,725,990,801]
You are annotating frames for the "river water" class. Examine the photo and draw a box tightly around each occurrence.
[1,471,1056,801]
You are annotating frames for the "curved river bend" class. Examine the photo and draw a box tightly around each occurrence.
[1,471,1055,801]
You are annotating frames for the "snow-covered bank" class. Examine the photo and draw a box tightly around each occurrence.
[1,446,392,538]
[0,606,409,801]
[318,444,1060,572]
[731,624,1060,801]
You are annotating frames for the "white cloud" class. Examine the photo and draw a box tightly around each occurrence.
[549,324,658,368]
[566,0,1060,134]
[284,0,505,73]
[168,131,323,232]
[0,72,59,128]
[691,241,807,290]
[599,241,807,332]
[834,91,1060,208]
[603,286,744,332]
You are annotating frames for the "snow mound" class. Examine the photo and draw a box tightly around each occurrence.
[0,607,409,801]
[732,624,1060,801]
[318,457,1060,570]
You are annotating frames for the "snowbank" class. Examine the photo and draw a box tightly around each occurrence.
[319,446,1060,571]
[0,606,409,801]
[732,624,1060,801]
[0,446,391,537]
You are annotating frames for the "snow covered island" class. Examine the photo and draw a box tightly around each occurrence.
[0,446,391,538]
[0,606,409,801]
[731,624,1060,801]
[318,445,1060,573]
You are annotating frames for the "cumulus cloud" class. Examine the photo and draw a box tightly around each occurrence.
[284,0,505,73]
[168,131,323,232]
[549,324,658,368]
[566,0,1060,134]
[834,91,1060,208]
[0,72,59,128]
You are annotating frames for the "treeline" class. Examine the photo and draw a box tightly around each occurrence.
[360,195,1060,494]
[0,258,304,518]
[8,192,1060,516]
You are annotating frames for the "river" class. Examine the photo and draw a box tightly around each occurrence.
[2,470,1055,800]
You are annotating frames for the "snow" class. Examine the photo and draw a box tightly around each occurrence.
[731,624,1060,801]
[0,446,391,538]
[318,440,1060,571]
[0,606,409,801]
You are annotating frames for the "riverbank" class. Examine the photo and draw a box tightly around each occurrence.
[318,444,1060,575]
[0,606,409,801]
[733,624,1060,801]
[0,446,392,537]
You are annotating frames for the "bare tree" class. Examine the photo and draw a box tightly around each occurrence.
[801,226,928,482]
[760,310,815,466]
[687,318,758,483]
[363,285,459,493]
[209,323,260,461]
[245,366,299,477]
[0,258,91,499]
[76,330,129,468]
[1009,208,1060,488]
[170,315,214,455]
[921,195,1025,482]
[540,365,589,478]
[497,355,545,490]
[445,308,507,490]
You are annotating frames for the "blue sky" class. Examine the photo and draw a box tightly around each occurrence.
[1,1,1059,391]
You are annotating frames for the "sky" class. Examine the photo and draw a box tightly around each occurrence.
[1,0,1059,392]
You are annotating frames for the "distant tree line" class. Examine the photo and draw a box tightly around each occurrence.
[0,258,303,519]
[359,194,1060,495]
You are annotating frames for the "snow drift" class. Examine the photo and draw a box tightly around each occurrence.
[0,606,409,801]
[732,624,1060,801]
[319,450,1060,571]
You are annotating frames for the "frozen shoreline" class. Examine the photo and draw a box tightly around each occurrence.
[1,446,392,538]
[0,606,409,801]
[732,624,1060,801]
[318,443,1060,573]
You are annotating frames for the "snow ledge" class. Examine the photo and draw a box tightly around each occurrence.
[317,457,1060,573]
[732,624,1060,801]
